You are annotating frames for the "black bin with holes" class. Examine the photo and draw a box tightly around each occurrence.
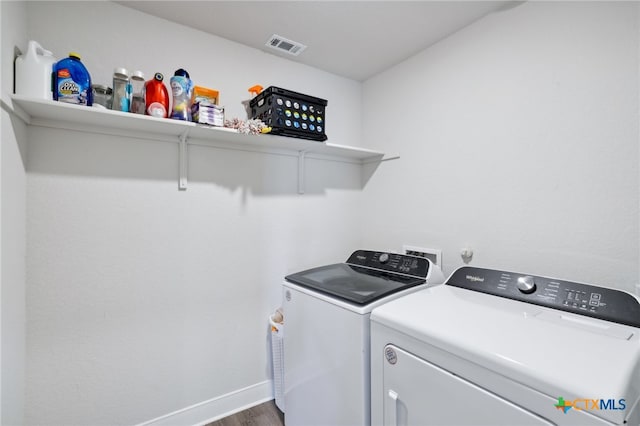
[249,86,327,141]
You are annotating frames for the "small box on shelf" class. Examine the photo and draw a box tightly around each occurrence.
[192,102,224,127]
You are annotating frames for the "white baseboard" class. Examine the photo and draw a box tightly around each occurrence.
[137,380,274,426]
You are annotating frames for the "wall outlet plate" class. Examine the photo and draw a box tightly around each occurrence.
[403,245,442,268]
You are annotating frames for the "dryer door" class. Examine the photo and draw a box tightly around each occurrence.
[382,345,554,426]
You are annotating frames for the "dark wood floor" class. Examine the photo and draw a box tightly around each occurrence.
[206,400,284,426]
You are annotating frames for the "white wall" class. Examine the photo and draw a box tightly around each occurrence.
[361,1,639,293]
[19,1,640,424]
[24,2,363,425]
[1,1,28,425]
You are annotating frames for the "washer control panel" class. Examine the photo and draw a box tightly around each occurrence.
[447,266,640,328]
[347,250,429,278]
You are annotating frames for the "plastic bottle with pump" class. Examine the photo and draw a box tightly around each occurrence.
[144,72,169,118]
[53,52,92,106]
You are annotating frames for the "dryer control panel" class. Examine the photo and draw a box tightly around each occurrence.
[447,266,640,328]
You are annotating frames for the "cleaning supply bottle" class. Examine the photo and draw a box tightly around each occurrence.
[170,68,192,121]
[53,52,92,106]
[144,72,169,118]
[15,40,57,100]
[130,70,146,115]
[111,67,131,112]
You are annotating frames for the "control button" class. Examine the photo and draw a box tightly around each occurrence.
[591,293,601,300]
[379,253,389,264]
[589,306,598,312]
[517,276,536,294]
[589,300,599,306]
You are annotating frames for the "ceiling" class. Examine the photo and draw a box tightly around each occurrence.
[116,1,520,81]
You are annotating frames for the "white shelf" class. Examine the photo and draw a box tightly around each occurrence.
[5,95,398,192]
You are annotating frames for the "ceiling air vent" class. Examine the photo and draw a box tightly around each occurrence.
[265,34,307,56]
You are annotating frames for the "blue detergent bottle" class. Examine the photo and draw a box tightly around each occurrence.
[170,68,192,120]
[53,52,93,106]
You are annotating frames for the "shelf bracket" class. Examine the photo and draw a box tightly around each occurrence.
[178,130,189,190]
[298,150,307,195]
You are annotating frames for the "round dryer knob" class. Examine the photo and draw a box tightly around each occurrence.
[517,276,536,294]
[379,253,390,264]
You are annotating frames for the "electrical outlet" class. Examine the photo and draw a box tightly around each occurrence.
[403,245,442,268]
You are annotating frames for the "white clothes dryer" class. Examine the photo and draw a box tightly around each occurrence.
[371,266,640,426]
[283,250,444,426]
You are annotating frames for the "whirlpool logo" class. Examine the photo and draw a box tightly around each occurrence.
[554,397,626,414]
[465,275,484,282]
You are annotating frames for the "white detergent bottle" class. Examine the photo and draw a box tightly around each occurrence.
[15,40,57,100]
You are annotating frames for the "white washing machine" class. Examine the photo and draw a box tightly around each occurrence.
[371,266,640,426]
[283,250,444,426]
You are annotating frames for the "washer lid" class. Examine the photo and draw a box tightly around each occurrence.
[371,283,640,425]
[285,263,426,306]
[285,250,431,306]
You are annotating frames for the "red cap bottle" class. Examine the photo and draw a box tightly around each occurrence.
[145,72,169,118]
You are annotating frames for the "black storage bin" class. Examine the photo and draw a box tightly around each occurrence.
[250,86,327,141]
